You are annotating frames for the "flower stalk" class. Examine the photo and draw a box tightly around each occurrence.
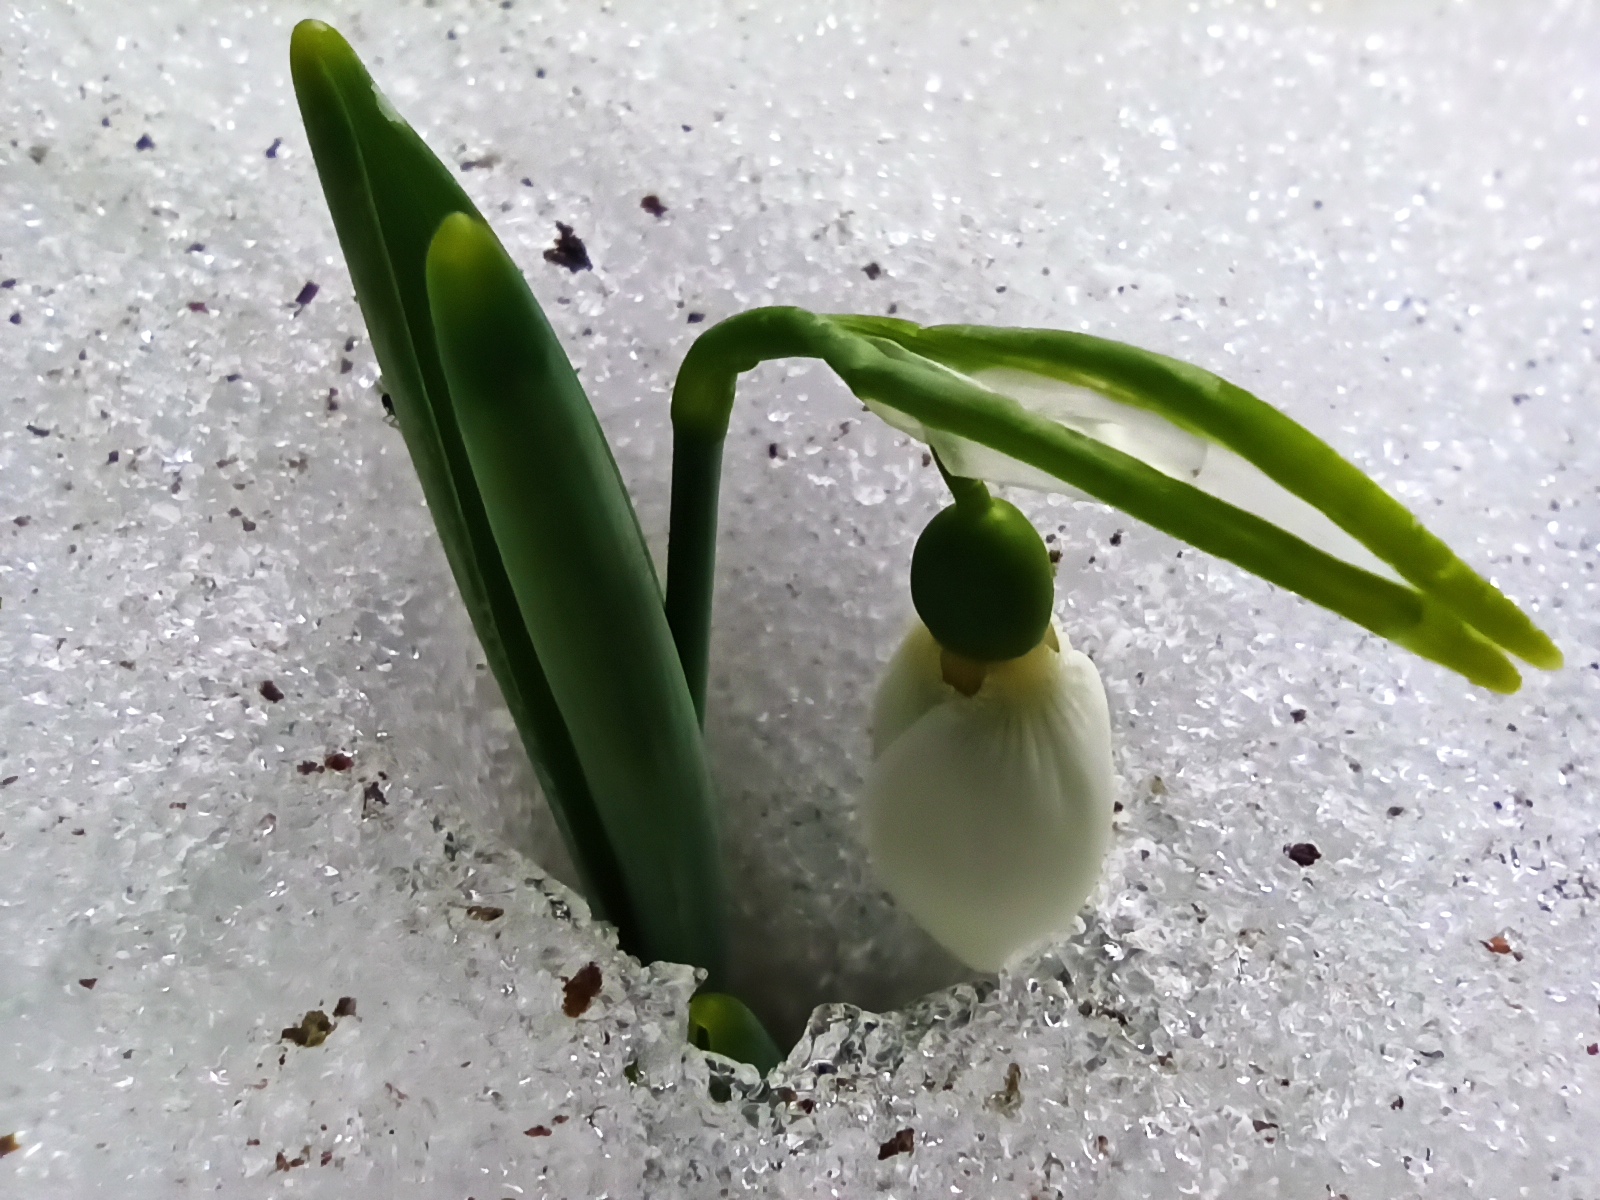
[668,309,1559,697]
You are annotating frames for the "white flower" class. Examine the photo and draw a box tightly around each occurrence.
[863,620,1114,972]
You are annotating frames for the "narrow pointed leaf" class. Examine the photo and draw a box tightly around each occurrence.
[688,992,783,1076]
[291,21,636,936]
[429,214,726,978]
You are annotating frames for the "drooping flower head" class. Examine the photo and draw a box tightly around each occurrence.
[865,619,1113,972]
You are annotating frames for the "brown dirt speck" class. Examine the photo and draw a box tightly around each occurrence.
[985,1063,1022,1116]
[361,781,387,818]
[877,1128,914,1159]
[281,1010,335,1048]
[1482,934,1521,960]
[543,223,592,272]
[1284,842,1321,868]
[562,963,602,1017]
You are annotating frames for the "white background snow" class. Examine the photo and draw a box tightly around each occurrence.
[2,2,1596,1196]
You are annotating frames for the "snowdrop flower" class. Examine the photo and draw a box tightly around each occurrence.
[865,618,1113,972]
[861,476,1114,972]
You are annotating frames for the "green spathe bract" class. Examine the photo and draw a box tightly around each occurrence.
[291,21,724,982]
[841,318,1565,675]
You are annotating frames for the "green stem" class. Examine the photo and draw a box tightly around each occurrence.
[664,434,723,727]
[666,308,852,719]
[932,448,991,512]
[666,306,1542,694]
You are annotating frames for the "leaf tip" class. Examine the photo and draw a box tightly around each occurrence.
[425,212,498,296]
[290,18,344,68]
[1482,665,1523,695]
[1522,633,1564,673]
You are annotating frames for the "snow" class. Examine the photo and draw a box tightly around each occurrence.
[2,2,1596,1195]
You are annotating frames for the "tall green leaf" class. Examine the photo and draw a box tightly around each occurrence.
[290,20,637,945]
[428,214,726,978]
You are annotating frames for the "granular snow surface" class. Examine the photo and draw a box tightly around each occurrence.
[1,2,1597,1196]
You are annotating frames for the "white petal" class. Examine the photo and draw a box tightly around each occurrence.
[864,631,1114,972]
[868,620,948,757]
[1181,440,1398,581]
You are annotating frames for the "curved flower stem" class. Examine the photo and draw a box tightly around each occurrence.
[667,307,1558,698]
[838,317,1564,673]
[667,308,862,721]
